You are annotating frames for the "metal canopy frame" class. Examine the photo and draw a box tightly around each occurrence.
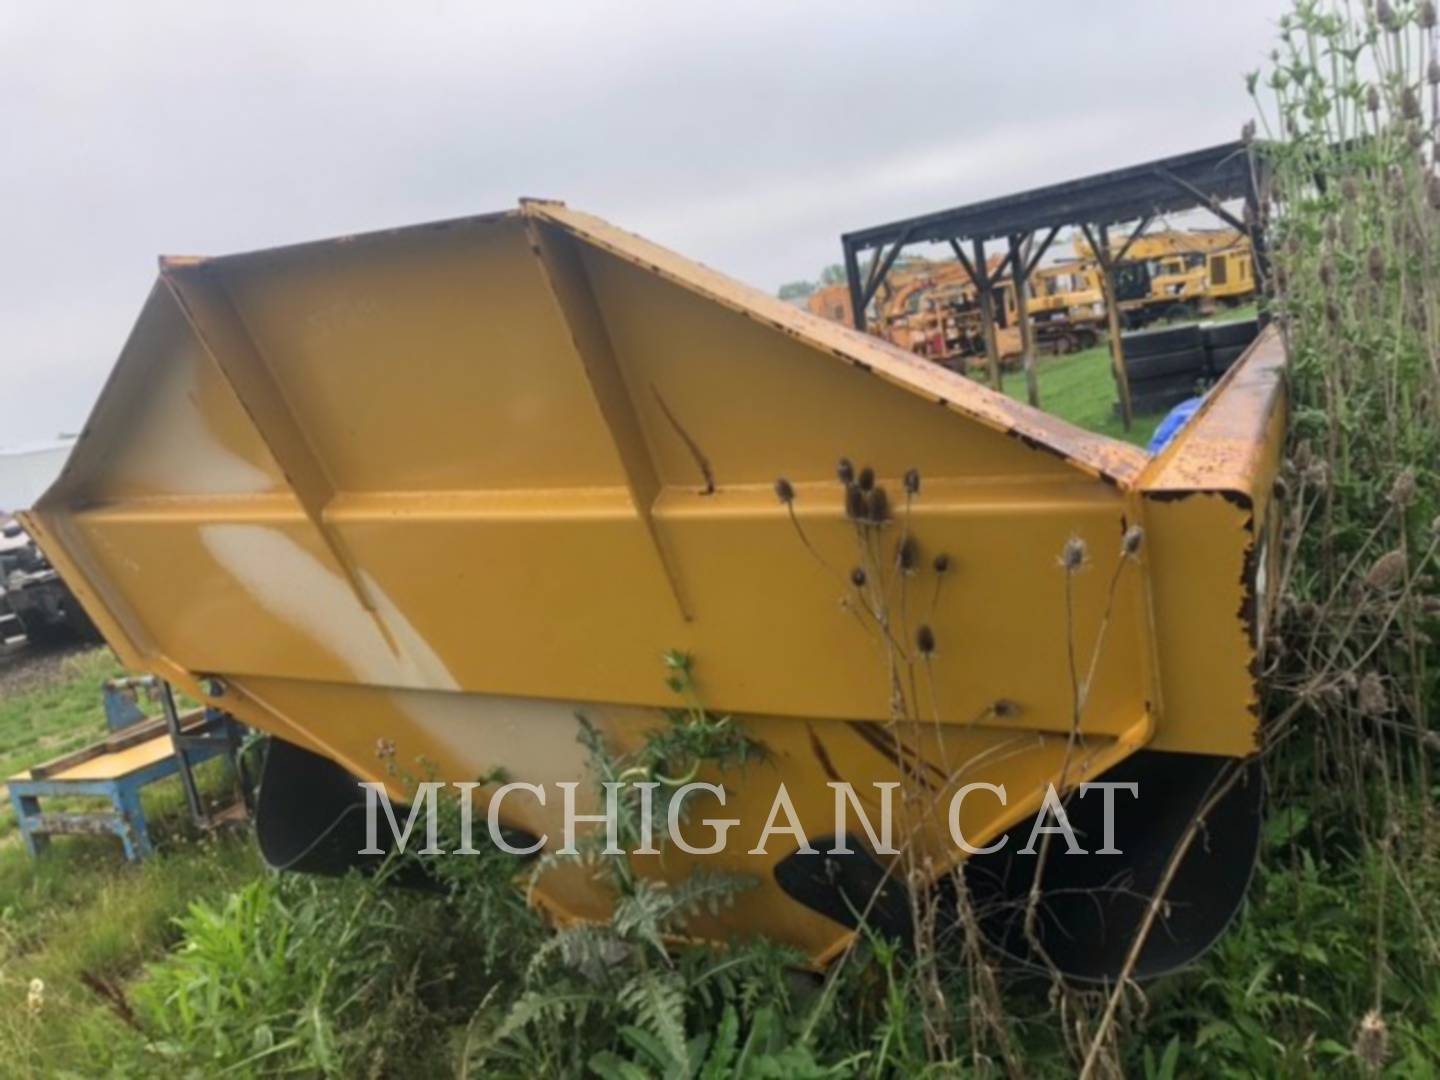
[839,141,1269,425]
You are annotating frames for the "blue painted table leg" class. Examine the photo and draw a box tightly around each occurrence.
[9,790,49,857]
[113,782,152,861]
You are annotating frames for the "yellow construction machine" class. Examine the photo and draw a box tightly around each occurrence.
[1076,228,1256,327]
[22,202,1284,981]
[1205,243,1258,304]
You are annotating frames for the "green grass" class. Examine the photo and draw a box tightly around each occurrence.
[0,647,263,1072]
[1000,343,1165,447]
[996,304,1259,449]
[0,650,120,780]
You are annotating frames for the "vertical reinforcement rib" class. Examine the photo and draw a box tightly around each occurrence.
[160,262,397,644]
[522,212,693,620]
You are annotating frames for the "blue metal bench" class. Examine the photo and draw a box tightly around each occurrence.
[6,678,246,861]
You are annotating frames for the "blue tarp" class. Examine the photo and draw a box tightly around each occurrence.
[1147,397,1204,454]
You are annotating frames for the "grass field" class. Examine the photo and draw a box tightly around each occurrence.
[996,305,1258,448]
[0,648,261,1071]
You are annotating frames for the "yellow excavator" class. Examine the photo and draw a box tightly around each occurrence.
[817,229,1255,371]
[1074,228,1256,328]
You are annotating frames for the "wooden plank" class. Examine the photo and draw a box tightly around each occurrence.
[971,238,1004,391]
[1084,223,1134,431]
[25,709,207,781]
[28,812,125,837]
[1010,234,1040,408]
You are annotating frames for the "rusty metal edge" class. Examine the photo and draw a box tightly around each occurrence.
[524,201,1152,489]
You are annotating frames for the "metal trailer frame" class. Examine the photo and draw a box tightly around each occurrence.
[839,141,1270,427]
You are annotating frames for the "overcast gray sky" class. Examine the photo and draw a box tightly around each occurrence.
[1,1,1286,446]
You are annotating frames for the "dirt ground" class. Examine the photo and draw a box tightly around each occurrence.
[0,640,103,700]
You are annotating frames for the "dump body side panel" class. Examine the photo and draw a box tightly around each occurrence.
[21,202,1284,966]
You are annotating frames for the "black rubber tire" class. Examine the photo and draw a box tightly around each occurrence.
[964,751,1263,983]
[1129,368,1212,394]
[1207,343,1249,375]
[1122,368,1212,415]
[62,602,102,644]
[1122,323,1204,359]
[1125,346,1207,381]
[1117,386,1201,417]
[1202,318,1261,349]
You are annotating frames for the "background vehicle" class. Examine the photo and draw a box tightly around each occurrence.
[1076,228,1256,327]
[0,517,98,646]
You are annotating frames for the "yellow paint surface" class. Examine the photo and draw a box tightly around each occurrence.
[20,203,1286,961]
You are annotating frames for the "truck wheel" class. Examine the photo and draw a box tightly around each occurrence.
[63,603,102,644]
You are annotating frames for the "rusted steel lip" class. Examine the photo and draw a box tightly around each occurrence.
[523,202,1152,489]
[1140,323,1286,497]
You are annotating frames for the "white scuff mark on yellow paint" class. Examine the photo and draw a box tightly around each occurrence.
[388,687,592,837]
[123,350,276,496]
[199,522,456,690]
[200,520,596,836]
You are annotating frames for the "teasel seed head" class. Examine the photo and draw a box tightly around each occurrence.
[1376,0,1397,31]
[992,698,1021,719]
[1428,171,1440,211]
[1390,467,1417,507]
[866,486,890,525]
[1061,535,1088,572]
[850,566,867,588]
[1121,525,1145,558]
[837,457,855,486]
[1368,245,1385,284]
[903,467,921,496]
[897,536,918,573]
[1241,118,1256,145]
[933,552,951,574]
[1364,549,1408,591]
[1366,84,1381,113]
[857,466,876,493]
[1424,0,1437,27]
[915,624,936,657]
[1403,86,1422,121]
[1354,1008,1389,1074]
[774,477,795,505]
[845,485,867,521]
[1357,672,1390,717]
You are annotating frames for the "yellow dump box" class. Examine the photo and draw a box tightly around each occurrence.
[21,201,1285,980]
